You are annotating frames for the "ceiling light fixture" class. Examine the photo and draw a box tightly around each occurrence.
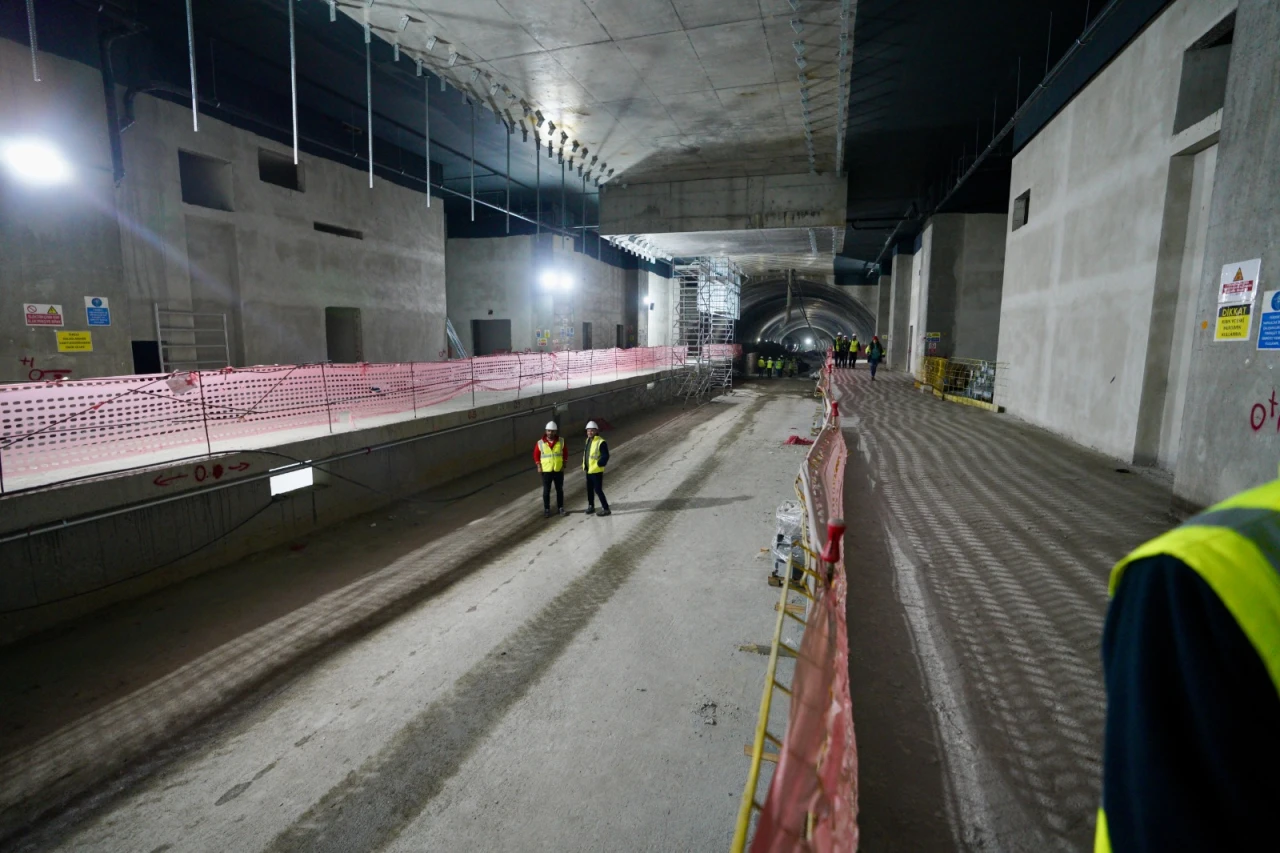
[448,50,459,66]
[393,42,400,61]
[489,81,500,96]
[792,40,805,54]
[547,120,556,134]
[535,110,545,126]
[327,0,336,22]
[425,35,437,51]
[571,140,580,152]
[398,14,410,31]
[790,18,803,33]
[469,68,480,84]
[415,58,423,76]
[795,56,807,69]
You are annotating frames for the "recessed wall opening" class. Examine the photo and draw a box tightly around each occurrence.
[325,307,363,362]
[258,148,304,191]
[471,319,512,356]
[1173,12,1234,134]
[178,150,233,211]
[1011,190,1031,232]
[314,222,363,240]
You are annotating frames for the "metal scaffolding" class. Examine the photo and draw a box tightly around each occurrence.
[673,258,741,399]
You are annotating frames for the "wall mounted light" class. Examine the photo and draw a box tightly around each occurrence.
[539,270,573,291]
[2,138,72,186]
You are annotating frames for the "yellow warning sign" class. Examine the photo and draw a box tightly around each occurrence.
[1215,304,1252,342]
[55,331,93,352]
[1234,268,1245,282]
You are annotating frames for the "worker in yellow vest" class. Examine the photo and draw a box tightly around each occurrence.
[533,421,567,518]
[1095,478,1280,851]
[766,356,775,378]
[582,420,611,516]
[757,354,766,375]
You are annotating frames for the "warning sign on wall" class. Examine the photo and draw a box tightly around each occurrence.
[24,303,64,327]
[1215,304,1253,342]
[1259,291,1280,351]
[56,331,93,352]
[1218,258,1262,306]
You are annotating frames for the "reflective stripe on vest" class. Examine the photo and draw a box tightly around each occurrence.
[538,439,564,473]
[585,435,605,474]
[1095,479,1280,852]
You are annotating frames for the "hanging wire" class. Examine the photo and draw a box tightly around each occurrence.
[288,0,298,163]
[185,0,198,130]
[25,0,39,82]
[365,19,373,188]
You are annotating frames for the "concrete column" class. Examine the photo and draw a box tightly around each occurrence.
[911,213,1006,364]
[887,251,914,370]
[876,276,891,337]
[1174,0,1280,509]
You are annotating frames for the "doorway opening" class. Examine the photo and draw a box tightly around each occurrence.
[582,322,593,349]
[471,319,512,356]
[325,307,363,363]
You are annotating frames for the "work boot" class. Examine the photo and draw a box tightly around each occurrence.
[586,506,596,515]
[558,507,567,516]
[597,508,612,517]
[544,509,551,518]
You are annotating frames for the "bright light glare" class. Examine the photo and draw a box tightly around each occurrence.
[2,139,73,186]
[538,270,573,291]
[270,464,314,495]
[806,338,813,346]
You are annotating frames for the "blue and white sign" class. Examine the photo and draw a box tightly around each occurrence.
[1258,291,1280,350]
[84,296,111,326]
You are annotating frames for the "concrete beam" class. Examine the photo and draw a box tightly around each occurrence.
[599,172,847,236]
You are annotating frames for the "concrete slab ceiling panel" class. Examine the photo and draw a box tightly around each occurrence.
[350,0,850,184]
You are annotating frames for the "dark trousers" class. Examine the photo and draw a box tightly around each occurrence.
[869,359,880,378]
[585,472,609,511]
[541,471,564,510]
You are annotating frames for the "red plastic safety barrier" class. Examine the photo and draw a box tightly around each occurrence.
[0,345,731,494]
[750,352,858,851]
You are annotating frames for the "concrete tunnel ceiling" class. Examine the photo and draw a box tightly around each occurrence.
[737,277,876,346]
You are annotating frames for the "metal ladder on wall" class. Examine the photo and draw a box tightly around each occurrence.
[154,304,231,372]
[673,257,741,399]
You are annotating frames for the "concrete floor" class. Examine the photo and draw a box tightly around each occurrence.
[2,384,818,852]
[838,369,1177,852]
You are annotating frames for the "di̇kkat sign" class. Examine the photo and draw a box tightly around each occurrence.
[1215,258,1262,342]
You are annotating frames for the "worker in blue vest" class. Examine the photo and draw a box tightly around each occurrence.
[1094,478,1280,851]
[533,421,567,518]
[582,420,611,516]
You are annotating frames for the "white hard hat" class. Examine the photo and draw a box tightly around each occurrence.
[585,421,599,430]
[545,421,558,431]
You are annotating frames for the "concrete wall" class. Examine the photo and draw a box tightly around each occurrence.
[887,251,914,369]
[908,224,932,376]
[0,371,690,643]
[644,271,676,347]
[0,40,446,383]
[599,172,847,235]
[876,276,892,339]
[995,0,1237,461]
[1175,0,1280,508]
[1,39,132,381]
[446,234,645,354]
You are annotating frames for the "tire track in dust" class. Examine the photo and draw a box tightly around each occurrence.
[838,371,1172,850]
[264,396,768,853]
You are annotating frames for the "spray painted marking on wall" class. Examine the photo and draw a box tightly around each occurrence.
[1249,389,1279,432]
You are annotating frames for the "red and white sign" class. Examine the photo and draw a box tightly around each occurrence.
[24,303,64,327]
[1218,259,1263,306]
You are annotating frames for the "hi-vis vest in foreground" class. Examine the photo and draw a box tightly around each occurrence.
[538,439,564,473]
[1095,479,1280,852]
[584,435,606,474]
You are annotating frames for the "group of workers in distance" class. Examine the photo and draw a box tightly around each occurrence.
[755,354,799,378]
[533,420,611,518]
[832,333,886,379]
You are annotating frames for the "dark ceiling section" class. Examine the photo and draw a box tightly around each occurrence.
[839,0,1174,268]
[1,0,599,242]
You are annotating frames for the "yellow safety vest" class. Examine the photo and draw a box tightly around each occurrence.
[1095,479,1280,852]
[537,438,564,473]
[757,357,765,368]
[767,359,774,368]
[584,435,606,474]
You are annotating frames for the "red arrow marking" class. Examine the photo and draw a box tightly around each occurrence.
[227,462,250,472]
[153,473,189,487]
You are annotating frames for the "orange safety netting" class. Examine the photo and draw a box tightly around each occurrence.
[751,357,858,852]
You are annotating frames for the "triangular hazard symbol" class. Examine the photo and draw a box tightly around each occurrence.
[47,306,59,314]
[1234,268,1245,282]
